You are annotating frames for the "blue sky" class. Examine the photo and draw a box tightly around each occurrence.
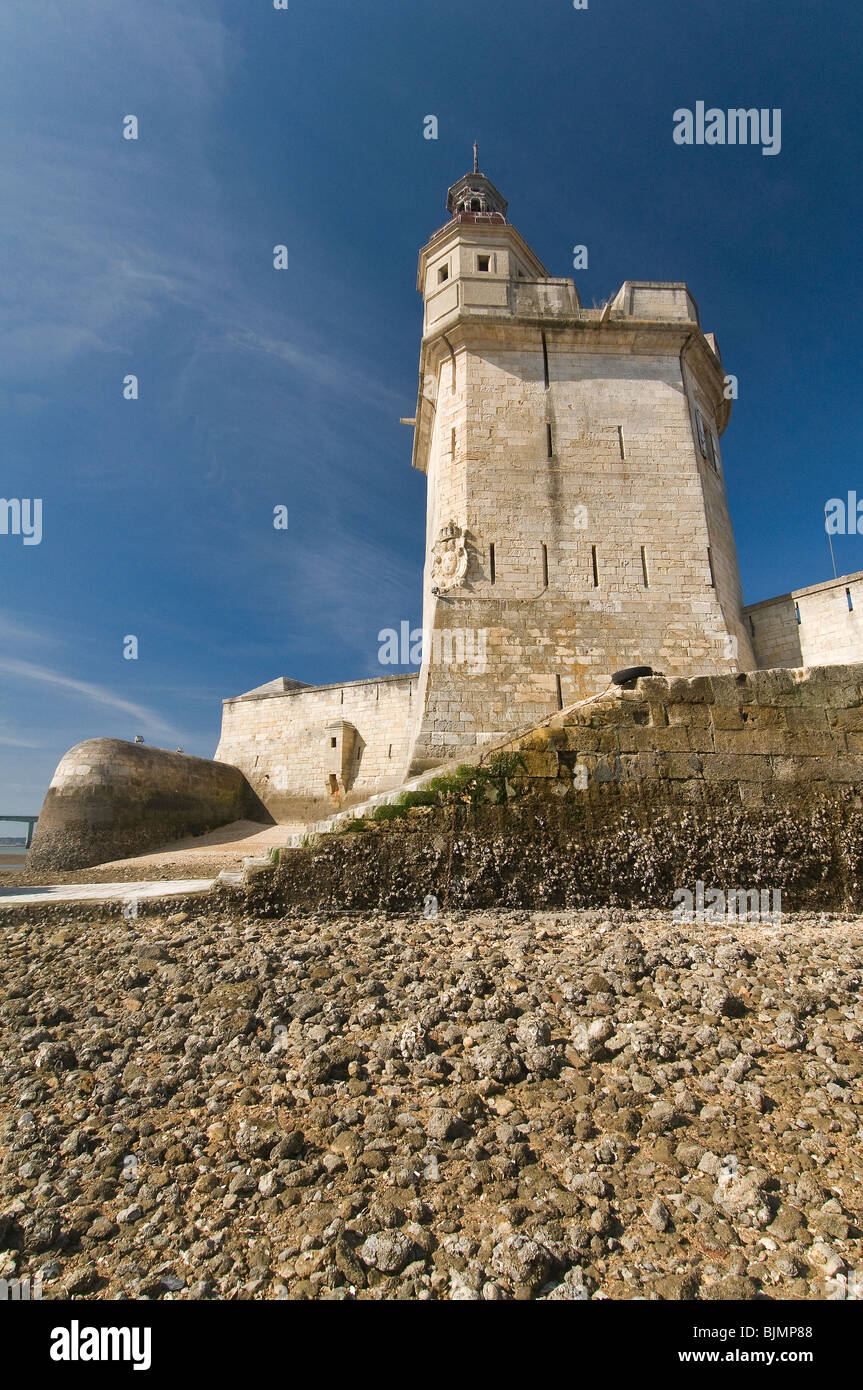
[2,0,861,810]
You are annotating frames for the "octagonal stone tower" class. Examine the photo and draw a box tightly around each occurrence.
[404,156,755,774]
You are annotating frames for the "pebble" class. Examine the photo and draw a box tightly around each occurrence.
[648,1198,672,1233]
[0,906,859,1301]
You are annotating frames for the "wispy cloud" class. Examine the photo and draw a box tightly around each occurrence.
[219,329,406,418]
[0,730,43,749]
[0,658,180,739]
[0,612,64,648]
[0,0,232,378]
[0,0,422,806]
[0,1,407,423]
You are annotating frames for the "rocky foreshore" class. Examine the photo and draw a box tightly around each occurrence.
[0,907,860,1301]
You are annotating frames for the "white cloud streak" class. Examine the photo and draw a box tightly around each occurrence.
[0,658,180,739]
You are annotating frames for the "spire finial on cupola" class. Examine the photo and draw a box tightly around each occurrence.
[445,151,508,223]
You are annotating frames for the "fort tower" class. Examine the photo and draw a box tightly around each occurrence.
[405,156,755,773]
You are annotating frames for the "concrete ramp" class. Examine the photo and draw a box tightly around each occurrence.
[0,878,215,907]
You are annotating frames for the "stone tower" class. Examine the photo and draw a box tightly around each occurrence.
[405,156,755,775]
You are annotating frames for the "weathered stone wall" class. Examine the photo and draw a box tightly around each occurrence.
[215,193,760,798]
[499,664,863,807]
[215,674,416,821]
[743,595,804,670]
[248,789,862,914]
[407,220,755,774]
[28,739,269,871]
[246,663,863,912]
[745,571,863,671]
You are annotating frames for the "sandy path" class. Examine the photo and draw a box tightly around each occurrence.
[0,819,307,888]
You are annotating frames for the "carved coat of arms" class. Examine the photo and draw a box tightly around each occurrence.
[431,521,469,591]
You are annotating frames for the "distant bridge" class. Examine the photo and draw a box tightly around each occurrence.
[0,816,38,850]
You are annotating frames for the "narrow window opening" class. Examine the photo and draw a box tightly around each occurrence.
[451,426,456,456]
[640,545,649,588]
[618,425,626,460]
[388,744,392,759]
[541,330,550,390]
[330,737,337,748]
[546,423,553,458]
[591,545,599,588]
[489,543,496,584]
[709,432,720,473]
[541,543,549,587]
[477,254,490,272]
[695,408,709,458]
[796,603,802,625]
[847,587,854,611]
[340,689,344,705]
[707,548,716,587]
[555,674,563,710]
[438,264,449,284]
[749,616,756,637]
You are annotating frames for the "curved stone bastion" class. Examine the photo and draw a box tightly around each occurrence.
[27,739,271,872]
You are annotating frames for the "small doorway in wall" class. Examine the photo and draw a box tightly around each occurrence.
[328,774,340,800]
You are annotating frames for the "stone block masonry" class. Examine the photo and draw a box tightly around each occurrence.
[407,165,755,774]
[493,664,863,806]
[213,167,863,802]
[247,664,863,914]
[33,163,863,861]
[745,571,863,670]
[215,673,415,821]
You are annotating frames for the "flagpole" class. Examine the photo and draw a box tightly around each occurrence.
[825,506,838,580]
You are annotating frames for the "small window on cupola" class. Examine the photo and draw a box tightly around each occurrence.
[438,263,449,284]
[477,254,490,272]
